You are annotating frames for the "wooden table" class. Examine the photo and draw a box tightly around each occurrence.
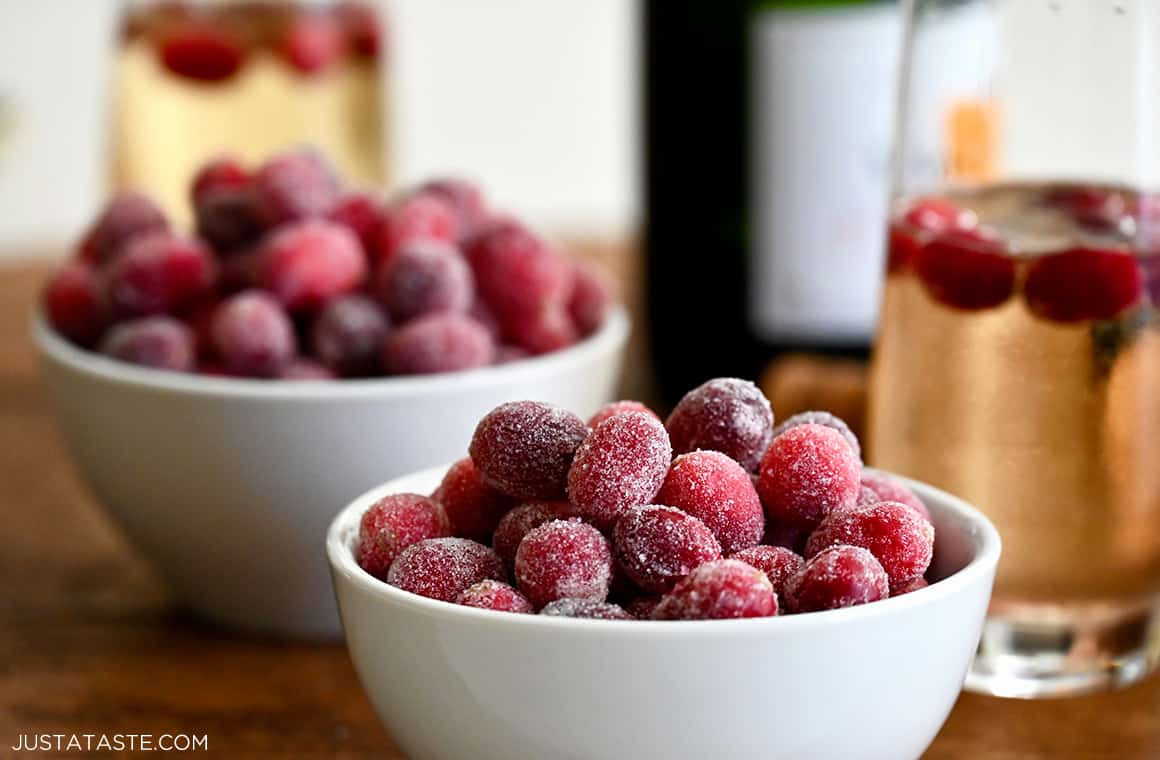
[3,260,1160,758]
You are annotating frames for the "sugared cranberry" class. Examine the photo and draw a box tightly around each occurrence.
[858,471,929,521]
[655,451,764,555]
[515,520,613,609]
[587,401,658,430]
[771,410,861,461]
[103,232,217,318]
[417,178,487,238]
[457,580,534,613]
[210,290,297,377]
[469,401,588,500]
[311,294,389,376]
[258,219,366,311]
[613,505,722,593]
[357,493,450,579]
[81,192,169,265]
[326,191,385,259]
[540,598,631,620]
[387,538,504,602]
[913,228,1016,311]
[784,545,889,613]
[730,545,804,602]
[567,411,672,529]
[757,423,861,529]
[623,595,663,620]
[280,13,344,76]
[253,150,340,225]
[567,260,612,337]
[98,316,195,372]
[376,240,473,322]
[218,248,263,293]
[1024,247,1142,323]
[381,313,494,375]
[805,501,934,589]
[195,188,265,253]
[891,577,930,596]
[491,501,564,571]
[508,303,579,355]
[433,457,516,542]
[652,559,777,620]
[43,261,107,346]
[378,194,458,265]
[278,358,335,380]
[191,155,250,207]
[158,23,245,83]
[666,378,774,473]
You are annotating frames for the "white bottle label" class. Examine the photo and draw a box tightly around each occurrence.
[749,4,900,344]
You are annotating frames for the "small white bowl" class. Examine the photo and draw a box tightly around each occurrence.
[328,465,1000,760]
[34,308,628,639]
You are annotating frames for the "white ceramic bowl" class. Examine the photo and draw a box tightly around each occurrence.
[34,308,627,639]
[328,465,1000,760]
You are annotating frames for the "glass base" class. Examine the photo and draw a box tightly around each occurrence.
[965,598,1160,698]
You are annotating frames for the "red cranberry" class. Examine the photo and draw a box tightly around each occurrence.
[191,155,250,207]
[43,262,108,346]
[470,401,589,500]
[494,344,530,364]
[195,188,265,253]
[1042,186,1127,231]
[98,316,195,372]
[357,493,450,579]
[381,313,495,375]
[891,577,930,596]
[158,22,246,83]
[902,197,967,232]
[1024,247,1142,323]
[623,594,663,620]
[491,501,564,571]
[417,178,487,238]
[387,538,504,602]
[376,240,474,322]
[103,232,217,318]
[806,501,934,589]
[762,521,810,554]
[258,219,366,312]
[729,545,804,602]
[913,228,1016,311]
[514,519,613,609]
[652,559,777,620]
[772,410,860,461]
[567,260,612,338]
[655,450,764,555]
[457,580,534,613]
[327,191,385,259]
[378,194,458,265]
[506,303,578,355]
[887,224,921,274]
[433,457,516,543]
[784,545,889,613]
[279,13,344,76]
[253,150,340,225]
[311,294,389,376]
[278,358,335,380]
[80,192,169,265]
[858,471,929,521]
[567,411,672,530]
[665,377,774,473]
[613,505,722,593]
[210,290,297,377]
[337,1,382,59]
[539,599,631,620]
[757,423,861,529]
[587,401,658,430]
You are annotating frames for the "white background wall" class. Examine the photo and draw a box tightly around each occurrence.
[0,0,639,257]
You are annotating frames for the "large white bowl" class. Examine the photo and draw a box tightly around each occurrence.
[34,308,627,639]
[328,466,1000,760]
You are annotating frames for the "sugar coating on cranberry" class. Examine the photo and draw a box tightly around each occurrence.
[613,505,722,593]
[567,260,612,337]
[913,228,1016,311]
[757,423,861,529]
[652,559,777,620]
[376,240,474,322]
[891,576,930,596]
[258,219,367,312]
[784,545,889,613]
[191,155,251,207]
[587,400,658,430]
[387,537,504,602]
[655,451,764,555]
[539,598,632,620]
[665,378,774,473]
[506,303,578,355]
[491,501,564,571]
[417,178,487,238]
[859,471,930,521]
[378,193,458,265]
[567,411,672,529]
[771,411,861,461]
[103,232,217,318]
[1024,247,1142,323]
[433,457,516,542]
[210,290,297,377]
[382,313,495,375]
[311,294,389,376]
[82,192,170,265]
[805,501,934,588]
[470,401,589,500]
[43,261,107,346]
[514,520,613,609]
[456,580,534,613]
[253,150,340,225]
[465,218,572,333]
[326,190,385,259]
[99,316,195,372]
[357,493,450,579]
[729,545,804,601]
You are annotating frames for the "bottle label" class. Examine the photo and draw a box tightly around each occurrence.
[749,4,899,344]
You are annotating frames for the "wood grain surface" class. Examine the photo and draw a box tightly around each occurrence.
[2,258,1159,759]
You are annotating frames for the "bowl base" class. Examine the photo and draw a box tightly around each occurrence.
[965,597,1160,698]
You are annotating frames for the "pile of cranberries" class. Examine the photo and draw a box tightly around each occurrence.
[357,378,936,621]
[42,149,612,380]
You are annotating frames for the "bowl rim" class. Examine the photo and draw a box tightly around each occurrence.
[326,464,1002,636]
[32,306,629,401]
